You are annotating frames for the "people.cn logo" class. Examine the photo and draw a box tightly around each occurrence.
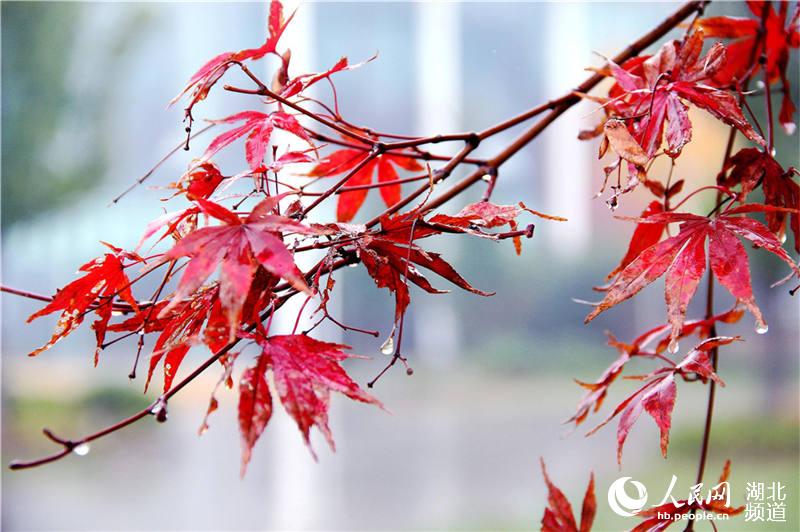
[608,477,649,517]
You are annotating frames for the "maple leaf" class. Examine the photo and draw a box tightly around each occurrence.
[587,30,765,174]
[171,0,294,108]
[237,333,381,473]
[357,237,492,322]
[721,147,800,252]
[109,266,277,393]
[238,352,271,476]
[604,200,666,280]
[136,206,200,253]
[200,352,238,436]
[697,2,799,133]
[201,110,313,170]
[633,460,744,531]
[147,287,218,392]
[567,308,743,429]
[355,206,496,322]
[588,337,736,463]
[169,162,225,201]
[539,459,596,532]
[308,139,423,222]
[352,201,554,320]
[27,244,142,363]
[277,54,376,98]
[586,207,800,347]
[161,197,317,345]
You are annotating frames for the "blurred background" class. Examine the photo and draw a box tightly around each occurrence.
[2,2,798,530]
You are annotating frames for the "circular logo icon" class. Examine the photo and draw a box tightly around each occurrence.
[608,477,648,517]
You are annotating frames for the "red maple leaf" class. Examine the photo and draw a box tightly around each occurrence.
[169,162,225,201]
[604,200,666,280]
[201,110,313,170]
[721,147,800,252]
[171,0,294,108]
[353,204,519,322]
[567,308,742,428]
[309,140,423,222]
[276,55,375,98]
[27,244,142,362]
[698,1,800,133]
[108,267,277,392]
[357,237,492,323]
[352,201,553,321]
[146,287,218,392]
[585,206,799,348]
[633,460,744,531]
[587,337,736,463]
[238,351,271,476]
[589,30,764,166]
[540,459,596,532]
[237,333,382,473]
[160,197,316,343]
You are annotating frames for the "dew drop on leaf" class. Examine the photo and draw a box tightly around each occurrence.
[72,443,90,456]
[380,336,394,355]
[755,322,769,334]
[668,339,680,354]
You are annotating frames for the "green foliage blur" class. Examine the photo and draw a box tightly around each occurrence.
[1,3,144,229]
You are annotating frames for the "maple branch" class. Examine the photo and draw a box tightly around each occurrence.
[0,285,146,314]
[307,130,488,165]
[301,148,380,215]
[687,11,771,525]
[8,0,709,472]
[423,1,709,215]
[110,123,216,205]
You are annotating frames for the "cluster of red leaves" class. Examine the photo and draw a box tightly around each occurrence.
[309,134,424,222]
[587,204,800,347]
[697,1,799,133]
[567,307,742,429]
[584,29,765,197]
[587,336,737,464]
[558,8,799,527]
[161,197,314,336]
[632,460,744,531]
[720,148,800,252]
[19,4,799,526]
[27,243,142,362]
[539,460,596,532]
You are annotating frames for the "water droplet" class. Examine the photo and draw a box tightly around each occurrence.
[770,147,777,158]
[780,232,787,244]
[138,330,145,336]
[380,336,394,355]
[755,321,769,334]
[73,443,90,456]
[111,310,123,317]
[668,339,680,354]
[348,263,358,268]
[481,173,492,183]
